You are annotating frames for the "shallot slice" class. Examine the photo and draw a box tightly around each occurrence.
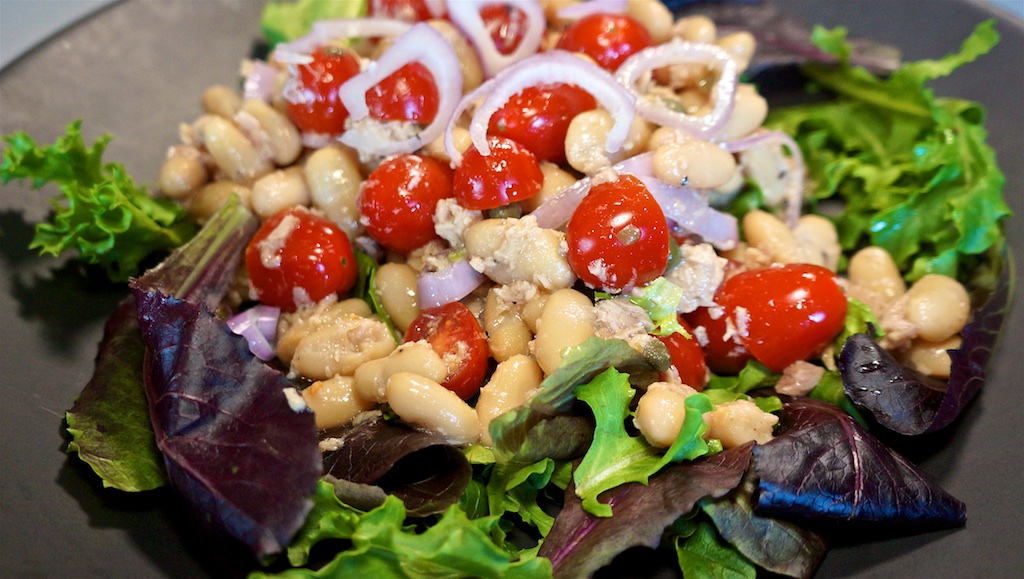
[338,23,464,158]
[452,50,635,165]
[271,18,412,64]
[418,257,486,309]
[242,59,279,103]
[616,40,739,139]
[721,130,806,228]
[447,0,545,78]
[227,305,281,361]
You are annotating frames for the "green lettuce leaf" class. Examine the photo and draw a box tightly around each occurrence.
[628,277,687,336]
[674,521,757,579]
[2,121,197,281]
[261,0,368,48]
[573,369,714,517]
[766,21,1009,285]
[260,483,551,578]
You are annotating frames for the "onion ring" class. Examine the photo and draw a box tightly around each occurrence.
[447,0,546,78]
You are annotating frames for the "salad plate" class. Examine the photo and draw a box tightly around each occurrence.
[0,0,1021,577]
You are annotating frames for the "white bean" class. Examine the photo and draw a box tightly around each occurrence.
[277,299,372,361]
[464,217,576,290]
[303,375,376,430]
[484,287,533,362]
[714,84,768,141]
[905,274,971,342]
[304,145,363,238]
[521,161,576,214]
[702,399,778,448]
[202,84,241,118]
[386,372,481,445]
[652,137,738,190]
[239,99,302,166]
[353,340,447,403]
[717,31,756,73]
[627,0,673,43]
[186,180,251,223]
[565,109,650,175]
[634,382,698,448]
[848,246,906,307]
[428,20,483,92]
[898,336,961,379]
[374,263,421,333]
[673,15,717,43]
[158,152,208,199]
[201,115,272,183]
[533,288,595,375]
[250,167,310,220]
[476,355,543,446]
[288,313,396,380]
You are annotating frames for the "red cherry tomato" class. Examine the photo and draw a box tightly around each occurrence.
[657,316,708,390]
[683,306,752,375]
[359,154,454,254]
[245,208,357,312]
[286,46,361,135]
[368,0,434,21]
[366,62,440,124]
[480,3,528,55]
[565,174,670,292]
[405,302,490,399]
[555,13,653,71]
[453,135,543,210]
[487,83,597,163]
[715,264,848,372]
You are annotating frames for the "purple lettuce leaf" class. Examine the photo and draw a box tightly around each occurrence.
[538,444,752,578]
[702,472,828,578]
[129,196,322,558]
[752,398,966,531]
[668,0,901,75]
[839,252,1013,435]
[320,415,472,517]
[133,289,322,558]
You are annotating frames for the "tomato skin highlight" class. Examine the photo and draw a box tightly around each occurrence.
[716,264,848,372]
[404,302,490,400]
[488,83,597,163]
[657,316,708,390]
[683,306,753,375]
[480,3,528,55]
[453,135,543,210]
[565,174,670,292]
[286,46,361,136]
[245,208,357,312]
[555,13,653,71]
[366,62,440,124]
[359,154,454,254]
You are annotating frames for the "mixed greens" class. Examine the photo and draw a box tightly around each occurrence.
[0,1,1014,578]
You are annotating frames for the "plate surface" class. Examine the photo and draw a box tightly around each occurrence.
[1,1,1021,577]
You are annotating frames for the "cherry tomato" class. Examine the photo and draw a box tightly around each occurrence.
[683,305,753,375]
[453,135,543,210]
[480,3,528,55]
[487,83,597,163]
[565,174,670,292]
[368,0,434,21]
[286,46,361,135]
[359,154,454,254]
[714,264,848,372]
[657,316,708,390]
[245,207,357,311]
[366,62,439,124]
[405,302,490,400]
[555,13,653,71]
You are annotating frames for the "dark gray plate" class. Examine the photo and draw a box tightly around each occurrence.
[1,1,1021,577]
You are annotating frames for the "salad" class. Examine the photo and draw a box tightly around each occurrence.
[0,0,1014,577]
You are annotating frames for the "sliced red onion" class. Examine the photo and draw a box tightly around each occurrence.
[530,175,593,229]
[556,0,628,20]
[242,59,279,103]
[447,0,545,78]
[227,305,281,361]
[418,256,486,309]
[271,18,412,64]
[721,130,806,228]
[462,50,636,162]
[615,40,739,139]
[338,23,463,158]
[442,77,494,166]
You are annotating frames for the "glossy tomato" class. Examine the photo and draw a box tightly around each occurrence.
[487,83,597,163]
[359,154,454,254]
[715,264,848,372]
[555,13,653,71]
[453,135,543,210]
[368,0,434,21]
[245,207,357,311]
[405,302,489,399]
[683,305,753,375]
[366,62,439,124]
[286,46,361,135]
[481,3,528,55]
[565,174,670,292]
[657,316,708,390]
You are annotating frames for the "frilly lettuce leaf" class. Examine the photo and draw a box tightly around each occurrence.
[2,120,196,281]
[674,521,757,579]
[573,369,715,517]
[261,0,367,48]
